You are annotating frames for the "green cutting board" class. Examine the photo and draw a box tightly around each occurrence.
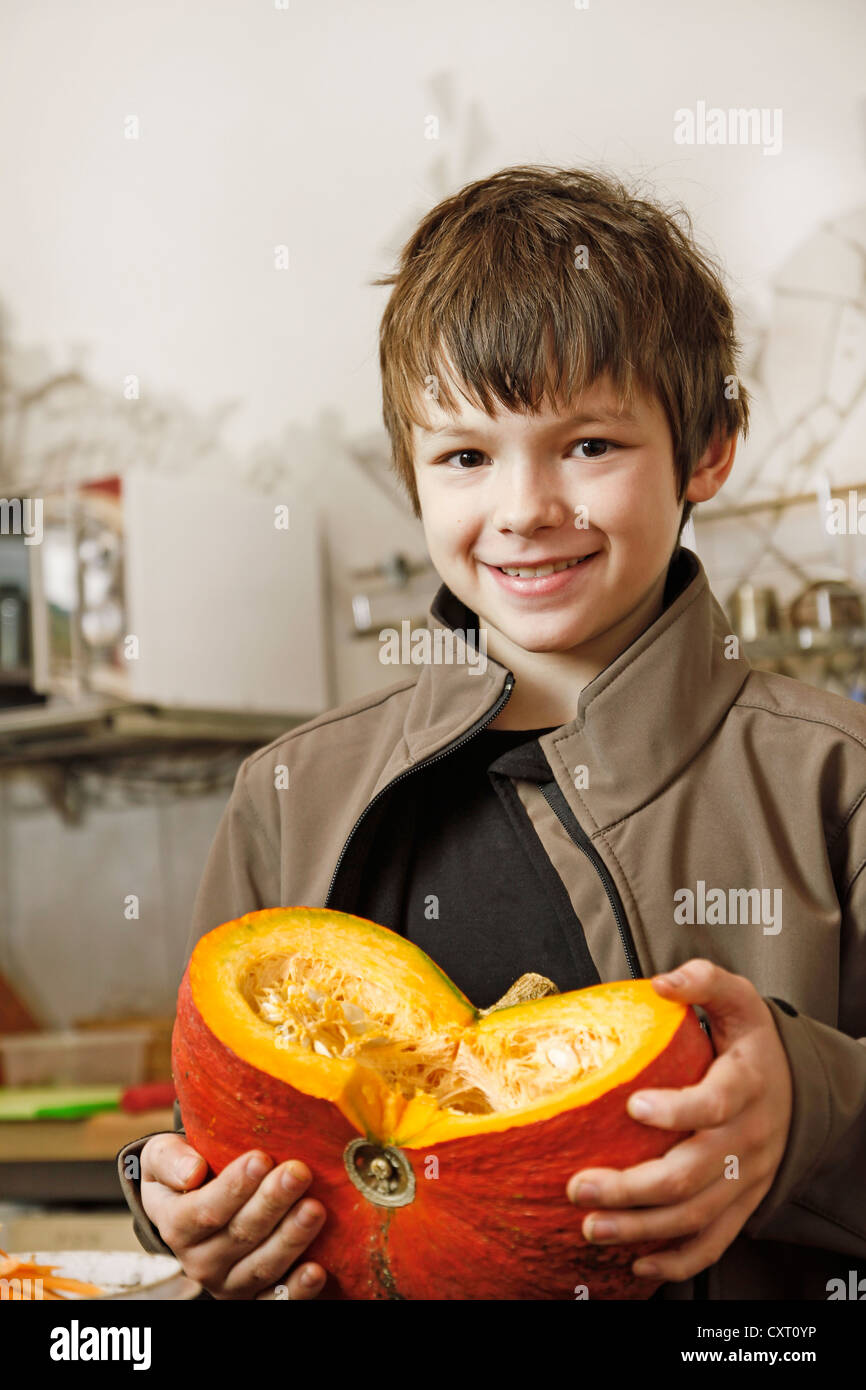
[0,1085,121,1120]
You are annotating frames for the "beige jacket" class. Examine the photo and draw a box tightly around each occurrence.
[118,547,866,1300]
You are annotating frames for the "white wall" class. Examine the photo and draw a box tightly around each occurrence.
[0,0,863,465]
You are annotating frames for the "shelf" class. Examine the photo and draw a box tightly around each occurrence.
[696,480,866,523]
[0,667,34,686]
[741,626,866,661]
[0,696,304,768]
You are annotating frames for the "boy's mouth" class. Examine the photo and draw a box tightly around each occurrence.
[481,552,600,595]
[493,555,594,578]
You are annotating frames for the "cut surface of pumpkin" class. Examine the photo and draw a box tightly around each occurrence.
[188,908,689,1145]
[173,907,714,1300]
[245,948,624,1115]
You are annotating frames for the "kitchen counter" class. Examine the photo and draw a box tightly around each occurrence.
[0,1106,174,1202]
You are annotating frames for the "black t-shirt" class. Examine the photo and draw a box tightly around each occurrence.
[354,724,601,1010]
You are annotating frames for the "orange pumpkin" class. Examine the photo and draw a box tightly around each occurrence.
[171,907,713,1299]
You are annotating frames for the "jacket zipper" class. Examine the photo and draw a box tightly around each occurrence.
[324,672,516,907]
[539,782,640,979]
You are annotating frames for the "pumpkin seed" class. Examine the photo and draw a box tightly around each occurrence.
[545,1045,579,1071]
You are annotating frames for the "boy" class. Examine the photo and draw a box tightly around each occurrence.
[118,165,866,1301]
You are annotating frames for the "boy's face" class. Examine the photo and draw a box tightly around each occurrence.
[411,373,686,657]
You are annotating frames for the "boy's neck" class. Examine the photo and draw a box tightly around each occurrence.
[486,566,669,731]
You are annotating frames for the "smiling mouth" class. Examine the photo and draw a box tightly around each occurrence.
[490,555,597,578]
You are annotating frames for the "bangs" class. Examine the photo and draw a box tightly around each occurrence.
[402,328,644,436]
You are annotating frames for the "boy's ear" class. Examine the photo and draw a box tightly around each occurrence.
[684,430,738,506]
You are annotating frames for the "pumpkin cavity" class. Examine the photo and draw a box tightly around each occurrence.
[240,951,622,1116]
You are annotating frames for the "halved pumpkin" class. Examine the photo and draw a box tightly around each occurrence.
[172,907,713,1300]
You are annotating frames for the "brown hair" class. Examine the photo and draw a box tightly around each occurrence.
[372,164,749,533]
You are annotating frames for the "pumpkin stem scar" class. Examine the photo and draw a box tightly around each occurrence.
[372,1212,404,1300]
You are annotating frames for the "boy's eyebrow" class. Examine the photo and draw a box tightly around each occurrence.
[419,406,640,437]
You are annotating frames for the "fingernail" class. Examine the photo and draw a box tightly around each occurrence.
[587,1217,617,1240]
[178,1157,201,1183]
[302,1267,322,1286]
[282,1163,307,1194]
[246,1153,272,1180]
[634,1260,659,1277]
[297,1202,321,1227]
[570,1181,600,1205]
[655,970,684,987]
[629,1095,653,1119]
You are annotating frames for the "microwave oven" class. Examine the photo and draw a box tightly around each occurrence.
[25,469,328,716]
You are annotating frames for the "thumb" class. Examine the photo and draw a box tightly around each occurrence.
[650,958,763,1041]
[172,1144,208,1190]
[143,1132,208,1191]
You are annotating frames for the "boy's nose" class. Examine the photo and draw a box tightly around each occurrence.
[492,477,573,536]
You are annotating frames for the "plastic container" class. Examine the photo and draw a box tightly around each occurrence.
[0,1029,150,1087]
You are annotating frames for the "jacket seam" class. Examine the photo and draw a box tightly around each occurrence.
[829,787,866,853]
[732,700,866,753]
[843,856,866,904]
[238,764,280,865]
[791,1194,866,1242]
[831,799,866,901]
[774,1004,835,1201]
[241,679,419,769]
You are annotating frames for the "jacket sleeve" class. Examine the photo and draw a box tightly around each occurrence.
[117,754,283,1254]
[743,840,866,1256]
[115,1102,186,1257]
[182,749,282,963]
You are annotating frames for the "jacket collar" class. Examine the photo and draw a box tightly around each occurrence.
[388,547,752,828]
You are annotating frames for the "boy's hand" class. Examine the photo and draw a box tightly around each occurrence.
[139,1133,328,1299]
[565,958,793,1284]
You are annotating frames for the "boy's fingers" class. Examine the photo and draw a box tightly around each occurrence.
[255,1264,327,1301]
[140,1132,208,1191]
[155,1151,279,1247]
[196,1162,314,1270]
[631,1182,765,1283]
[568,1127,719,1209]
[218,1200,327,1298]
[581,1173,766,1248]
[625,1048,761,1131]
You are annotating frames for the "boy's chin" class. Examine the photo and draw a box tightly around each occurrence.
[478,612,595,655]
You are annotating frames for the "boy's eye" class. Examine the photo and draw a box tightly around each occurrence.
[572,438,614,459]
[444,449,487,469]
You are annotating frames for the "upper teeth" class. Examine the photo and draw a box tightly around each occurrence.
[500,556,587,577]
